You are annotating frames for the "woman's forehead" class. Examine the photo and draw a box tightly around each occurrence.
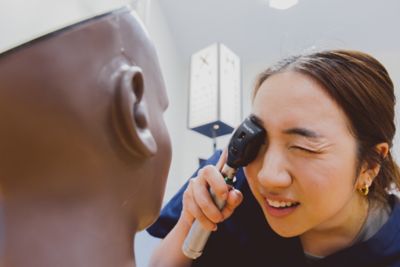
[256,72,326,100]
[252,71,352,136]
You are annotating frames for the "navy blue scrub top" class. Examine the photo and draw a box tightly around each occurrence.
[147,151,400,267]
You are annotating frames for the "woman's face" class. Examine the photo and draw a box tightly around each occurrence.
[245,71,364,237]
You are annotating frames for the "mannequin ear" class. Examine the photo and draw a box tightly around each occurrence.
[112,65,157,157]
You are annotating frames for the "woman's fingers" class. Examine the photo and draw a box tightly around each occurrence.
[216,148,228,170]
[192,166,227,223]
[221,189,243,220]
[181,150,243,230]
[199,165,229,201]
[182,182,218,231]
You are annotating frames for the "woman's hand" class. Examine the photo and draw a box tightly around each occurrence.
[181,149,243,231]
[150,150,244,267]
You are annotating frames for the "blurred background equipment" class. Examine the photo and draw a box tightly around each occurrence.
[188,43,242,155]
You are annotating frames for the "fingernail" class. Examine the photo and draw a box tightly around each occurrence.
[212,225,218,231]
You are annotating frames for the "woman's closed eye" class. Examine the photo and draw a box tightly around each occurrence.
[289,145,321,154]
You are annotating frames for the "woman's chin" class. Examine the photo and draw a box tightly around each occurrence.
[263,212,302,238]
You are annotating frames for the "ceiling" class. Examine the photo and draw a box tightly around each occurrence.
[158,0,400,66]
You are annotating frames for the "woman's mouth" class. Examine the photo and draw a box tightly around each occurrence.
[264,198,300,217]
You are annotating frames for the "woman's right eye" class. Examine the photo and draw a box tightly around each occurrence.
[290,146,318,154]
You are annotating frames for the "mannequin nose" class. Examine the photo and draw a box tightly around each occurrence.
[257,146,292,188]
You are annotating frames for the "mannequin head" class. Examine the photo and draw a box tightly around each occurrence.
[0,7,171,266]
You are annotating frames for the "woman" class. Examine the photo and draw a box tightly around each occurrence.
[147,50,400,267]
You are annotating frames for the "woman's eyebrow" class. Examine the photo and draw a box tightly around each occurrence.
[283,127,323,139]
[249,114,324,140]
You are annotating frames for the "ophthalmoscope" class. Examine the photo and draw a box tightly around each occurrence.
[182,115,266,259]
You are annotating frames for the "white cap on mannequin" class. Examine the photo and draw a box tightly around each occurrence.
[0,0,132,54]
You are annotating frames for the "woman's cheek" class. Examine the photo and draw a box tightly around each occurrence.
[244,161,260,183]
[243,165,262,197]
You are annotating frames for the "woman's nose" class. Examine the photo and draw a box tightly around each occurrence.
[257,145,292,188]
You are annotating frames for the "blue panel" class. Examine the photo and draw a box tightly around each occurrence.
[190,120,234,138]
[198,158,207,166]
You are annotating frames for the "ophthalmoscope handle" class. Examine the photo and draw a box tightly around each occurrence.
[182,164,236,259]
[181,115,266,260]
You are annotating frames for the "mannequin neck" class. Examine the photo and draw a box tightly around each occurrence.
[1,193,137,267]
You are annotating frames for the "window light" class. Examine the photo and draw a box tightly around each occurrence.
[269,0,298,10]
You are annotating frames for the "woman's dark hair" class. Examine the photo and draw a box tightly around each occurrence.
[253,50,400,203]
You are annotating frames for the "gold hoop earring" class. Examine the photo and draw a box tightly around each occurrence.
[358,184,369,196]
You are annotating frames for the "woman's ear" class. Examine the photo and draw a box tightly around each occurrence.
[356,142,389,188]
[112,65,157,157]
[375,142,389,160]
